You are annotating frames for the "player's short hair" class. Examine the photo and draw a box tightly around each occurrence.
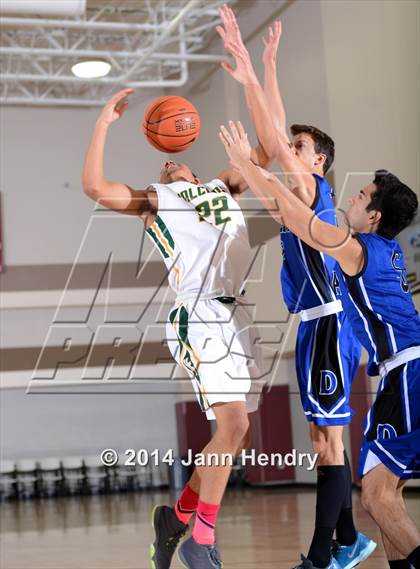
[290,124,335,175]
[367,169,418,239]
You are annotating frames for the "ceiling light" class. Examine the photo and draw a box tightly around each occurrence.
[71,60,111,79]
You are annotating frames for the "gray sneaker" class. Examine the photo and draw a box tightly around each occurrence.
[150,505,187,569]
[178,536,223,568]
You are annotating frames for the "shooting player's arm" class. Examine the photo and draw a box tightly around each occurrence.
[82,89,156,221]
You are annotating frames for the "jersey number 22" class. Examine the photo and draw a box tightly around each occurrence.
[195,195,232,226]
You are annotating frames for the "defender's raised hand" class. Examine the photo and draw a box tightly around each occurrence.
[217,3,245,49]
[216,4,257,85]
[216,4,278,165]
[219,120,252,170]
[98,88,134,125]
[262,21,282,67]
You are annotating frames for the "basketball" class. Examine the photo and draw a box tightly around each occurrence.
[143,95,201,153]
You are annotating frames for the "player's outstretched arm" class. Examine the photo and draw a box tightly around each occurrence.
[261,21,317,205]
[262,21,288,143]
[219,121,364,276]
[216,4,278,164]
[82,88,154,219]
[217,5,315,205]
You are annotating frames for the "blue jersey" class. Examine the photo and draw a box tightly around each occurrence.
[280,174,338,312]
[337,233,420,376]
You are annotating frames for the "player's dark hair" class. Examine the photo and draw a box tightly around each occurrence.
[290,124,335,175]
[367,169,418,239]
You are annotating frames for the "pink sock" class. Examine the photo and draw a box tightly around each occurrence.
[174,483,199,524]
[192,500,221,545]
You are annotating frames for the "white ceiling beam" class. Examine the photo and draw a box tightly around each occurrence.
[0,0,234,106]
[0,96,105,106]
[166,0,232,18]
[88,4,109,23]
[1,73,188,88]
[0,0,86,18]
[0,17,163,32]
[122,0,200,83]
[0,46,225,62]
[14,82,32,97]
[37,25,63,50]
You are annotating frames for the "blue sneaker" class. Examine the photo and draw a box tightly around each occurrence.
[292,554,341,569]
[178,536,223,568]
[333,532,377,569]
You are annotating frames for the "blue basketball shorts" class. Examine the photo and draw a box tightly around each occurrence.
[295,312,361,426]
[359,357,420,480]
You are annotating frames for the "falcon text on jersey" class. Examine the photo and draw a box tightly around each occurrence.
[178,184,226,204]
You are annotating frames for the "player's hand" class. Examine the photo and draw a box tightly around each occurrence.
[262,21,282,66]
[216,4,257,85]
[97,88,134,125]
[219,120,252,170]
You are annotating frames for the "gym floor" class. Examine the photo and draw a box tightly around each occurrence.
[2,487,419,568]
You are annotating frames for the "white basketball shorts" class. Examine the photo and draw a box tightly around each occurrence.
[166,297,264,420]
